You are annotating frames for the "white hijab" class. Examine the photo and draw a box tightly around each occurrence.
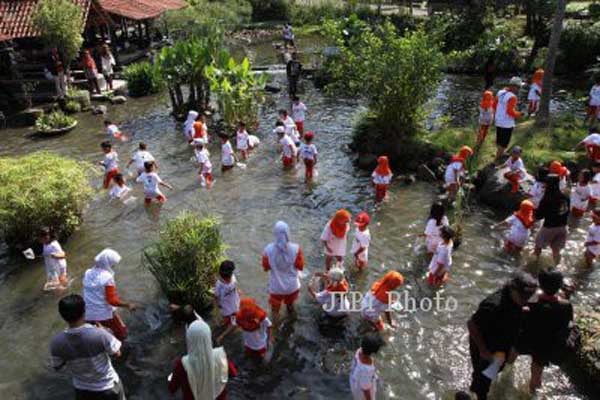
[182,319,228,400]
[94,248,121,275]
[184,111,199,138]
[272,220,294,267]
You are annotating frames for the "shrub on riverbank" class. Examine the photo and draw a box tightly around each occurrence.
[0,152,93,250]
[123,62,163,97]
[143,212,226,312]
[558,21,600,74]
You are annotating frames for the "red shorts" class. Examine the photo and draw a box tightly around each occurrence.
[375,184,388,202]
[91,313,128,341]
[304,159,315,177]
[144,194,166,205]
[504,240,523,253]
[295,121,304,135]
[282,156,294,168]
[427,271,449,287]
[103,169,119,189]
[221,314,234,326]
[244,346,267,358]
[571,207,585,218]
[269,290,300,308]
[589,105,599,117]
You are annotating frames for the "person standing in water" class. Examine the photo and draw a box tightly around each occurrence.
[349,333,385,400]
[286,52,302,97]
[321,209,351,270]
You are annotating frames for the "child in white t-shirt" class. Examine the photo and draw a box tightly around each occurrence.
[192,139,212,189]
[104,120,125,141]
[127,142,155,176]
[586,77,600,123]
[351,212,371,270]
[219,134,236,172]
[299,131,317,181]
[570,169,593,218]
[276,125,297,169]
[584,208,600,268]
[427,226,455,287]
[500,146,526,193]
[214,260,241,326]
[98,141,119,189]
[109,173,131,201]
[291,96,307,136]
[423,202,449,256]
[136,161,173,206]
[492,200,535,255]
[38,227,68,289]
[236,122,250,160]
[350,333,384,400]
[279,109,300,147]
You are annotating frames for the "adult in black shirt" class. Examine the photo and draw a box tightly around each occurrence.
[286,52,302,96]
[515,269,573,394]
[467,272,538,400]
[534,174,570,265]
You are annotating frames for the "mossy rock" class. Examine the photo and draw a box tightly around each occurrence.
[66,90,91,111]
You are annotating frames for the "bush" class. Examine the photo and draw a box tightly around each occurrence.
[249,0,290,21]
[66,88,91,110]
[35,111,76,132]
[0,152,93,250]
[143,212,226,312]
[123,62,163,97]
[590,2,600,19]
[63,100,81,114]
[558,21,600,74]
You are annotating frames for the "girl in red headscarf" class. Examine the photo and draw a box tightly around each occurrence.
[217,297,272,359]
[528,68,544,115]
[444,145,473,201]
[320,209,351,270]
[372,156,393,204]
[549,160,570,192]
[477,91,495,146]
[361,271,404,330]
[492,200,535,255]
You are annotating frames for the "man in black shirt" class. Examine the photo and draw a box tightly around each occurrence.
[286,52,302,96]
[467,272,538,399]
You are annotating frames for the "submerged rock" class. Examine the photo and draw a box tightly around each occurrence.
[110,95,127,104]
[265,84,281,93]
[474,163,532,212]
[92,105,107,115]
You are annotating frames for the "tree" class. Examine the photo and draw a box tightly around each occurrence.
[31,0,85,64]
[536,0,566,127]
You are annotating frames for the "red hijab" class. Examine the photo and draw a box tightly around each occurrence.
[549,161,568,177]
[532,69,544,85]
[330,209,351,238]
[371,271,404,304]
[451,145,473,164]
[514,200,535,229]
[235,298,267,332]
[375,156,391,176]
[480,90,494,109]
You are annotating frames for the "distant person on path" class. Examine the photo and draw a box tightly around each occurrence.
[100,44,116,91]
[534,175,570,265]
[50,294,125,400]
[483,58,496,89]
[477,90,495,146]
[282,22,295,48]
[81,49,101,94]
[586,76,600,124]
[47,47,67,99]
[467,272,538,400]
[286,52,302,97]
[527,68,544,115]
[349,333,384,400]
[321,209,351,270]
[493,77,523,162]
[83,249,137,341]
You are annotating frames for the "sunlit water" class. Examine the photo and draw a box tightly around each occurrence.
[0,44,597,399]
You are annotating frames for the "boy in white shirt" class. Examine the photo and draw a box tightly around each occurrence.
[236,121,250,160]
[109,173,131,201]
[98,141,119,189]
[291,96,307,136]
[584,208,600,268]
[214,260,241,326]
[136,161,173,206]
[299,131,317,181]
[427,226,455,287]
[570,169,593,218]
[192,139,213,188]
[500,146,527,193]
[276,126,297,169]
[587,76,600,123]
[219,134,236,172]
[127,142,155,176]
[104,120,125,141]
[351,212,371,270]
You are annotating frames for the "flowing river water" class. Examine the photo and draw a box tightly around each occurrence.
[0,39,597,400]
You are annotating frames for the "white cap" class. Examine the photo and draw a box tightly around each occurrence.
[509,76,524,87]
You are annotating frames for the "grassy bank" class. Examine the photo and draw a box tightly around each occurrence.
[422,116,589,169]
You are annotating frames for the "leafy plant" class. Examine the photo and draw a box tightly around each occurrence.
[63,100,81,114]
[0,152,93,250]
[31,0,85,64]
[35,111,76,132]
[249,0,290,21]
[558,21,600,74]
[143,212,226,312]
[123,62,163,97]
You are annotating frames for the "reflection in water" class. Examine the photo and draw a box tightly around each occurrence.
[0,72,596,399]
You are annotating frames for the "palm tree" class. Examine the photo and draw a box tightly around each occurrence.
[535,0,566,127]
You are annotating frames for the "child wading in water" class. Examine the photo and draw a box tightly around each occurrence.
[477,90,495,146]
[127,142,155,176]
[291,96,307,137]
[104,120,125,141]
[584,208,600,268]
[308,267,350,318]
[218,298,272,359]
[527,167,548,210]
[276,124,297,169]
[215,260,241,327]
[321,209,351,270]
[570,169,593,218]
[499,146,526,193]
[351,212,371,270]
[219,134,236,172]
[372,156,393,204]
[299,131,318,182]
[109,173,131,201]
[192,139,212,188]
[492,200,535,255]
[236,122,249,160]
[423,202,449,257]
[361,271,404,331]
[444,146,473,201]
[137,161,173,206]
[38,227,69,290]
[349,333,384,400]
[98,141,119,189]
[427,226,455,287]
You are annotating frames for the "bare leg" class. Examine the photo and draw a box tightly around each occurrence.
[529,360,544,393]
[585,250,595,268]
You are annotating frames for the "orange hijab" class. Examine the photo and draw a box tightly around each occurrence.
[532,69,544,85]
[330,209,351,238]
[371,271,404,304]
[193,121,204,138]
[451,145,473,164]
[549,161,568,177]
[375,156,391,176]
[235,298,267,332]
[514,200,535,229]
[327,279,349,293]
[480,90,494,109]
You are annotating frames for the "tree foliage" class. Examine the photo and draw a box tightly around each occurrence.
[123,62,163,97]
[31,0,85,63]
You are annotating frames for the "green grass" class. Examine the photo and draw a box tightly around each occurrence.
[422,115,590,169]
[566,1,592,14]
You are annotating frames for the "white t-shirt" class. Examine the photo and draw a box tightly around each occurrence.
[215,276,240,317]
[444,161,463,185]
[283,116,299,142]
[528,83,541,101]
[221,142,234,166]
[428,241,452,274]
[592,173,600,200]
[586,223,600,256]
[103,152,118,172]
[506,157,526,179]
[136,172,163,197]
[528,181,545,208]
[424,216,449,253]
[248,135,261,148]
[109,184,130,200]
[232,316,272,351]
[83,267,115,321]
[350,228,371,262]
[106,124,120,137]
[299,143,318,161]
[280,135,297,158]
[360,291,388,322]
[236,130,249,150]
[349,349,377,400]
[504,215,530,248]
[320,222,348,257]
[194,148,212,174]
[372,172,392,185]
[571,182,592,211]
[315,289,350,317]
[590,84,600,107]
[131,150,154,172]
[292,102,307,122]
[43,240,67,280]
[479,106,494,125]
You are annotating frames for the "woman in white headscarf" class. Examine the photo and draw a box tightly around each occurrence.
[168,318,233,400]
[262,221,305,324]
[184,110,199,143]
[82,248,136,341]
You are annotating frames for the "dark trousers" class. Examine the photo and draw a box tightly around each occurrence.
[288,76,298,96]
[75,381,126,400]
[469,338,492,400]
